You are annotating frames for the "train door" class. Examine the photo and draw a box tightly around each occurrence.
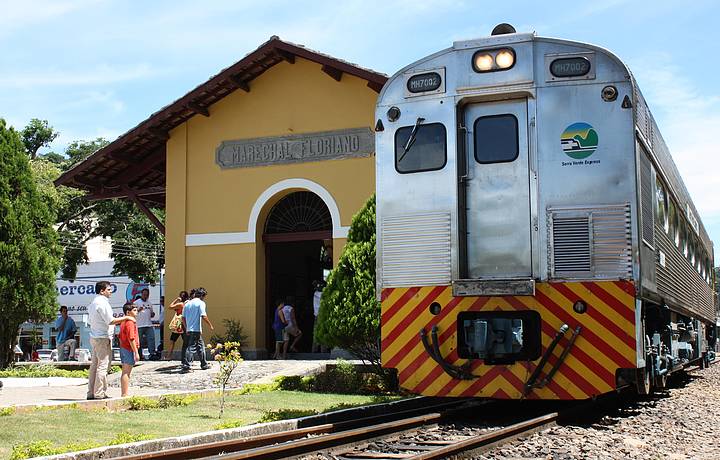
[463,99,531,279]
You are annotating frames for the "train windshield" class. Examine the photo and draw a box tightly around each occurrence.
[394,123,447,173]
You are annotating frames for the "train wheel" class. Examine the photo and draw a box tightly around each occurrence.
[635,368,652,395]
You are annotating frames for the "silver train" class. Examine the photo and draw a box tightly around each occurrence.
[376,24,716,398]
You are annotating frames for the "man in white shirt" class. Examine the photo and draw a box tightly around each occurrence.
[87,281,130,400]
[133,288,155,359]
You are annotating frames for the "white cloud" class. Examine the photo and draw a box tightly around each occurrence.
[0,64,158,88]
[630,53,720,255]
[0,0,102,35]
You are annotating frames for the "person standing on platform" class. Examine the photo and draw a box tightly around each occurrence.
[87,281,131,400]
[55,305,77,361]
[133,288,155,360]
[272,298,288,359]
[181,287,214,373]
[282,297,302,354]
[118,302,139,397]
[165,290,189,360]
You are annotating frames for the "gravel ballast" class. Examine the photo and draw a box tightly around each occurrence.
[478,363,720,459]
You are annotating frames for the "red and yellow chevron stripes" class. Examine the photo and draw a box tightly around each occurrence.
[381,281,637,400]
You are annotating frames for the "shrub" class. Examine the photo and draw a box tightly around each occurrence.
[0,407,15,416]
[11,440,59,459]
[158,394,198,408]
[258,408,317,423]
[126,396,159,411]
[274,375,306,391]
[108,432,153,445]
[313,360,363,394]
[210,319,249,348]
[125,394,198,410]
[213,419,245,430]
[10,440,100,460]
[210,341,244,418]
[0,365,88,378]
[314,195,395,389]
[233,382,278,395]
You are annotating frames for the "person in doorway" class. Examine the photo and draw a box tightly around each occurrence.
[165,291,189,360]
[282,297,302,355]
[133,288,155,360]
[55,305,77,361]
[87,281,132,400]
[311,281,326,353]
[272,298,288,359]
[118,302,139,397]
[181,287,214,373]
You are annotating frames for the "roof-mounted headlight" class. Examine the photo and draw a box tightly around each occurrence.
[472,48,515,73]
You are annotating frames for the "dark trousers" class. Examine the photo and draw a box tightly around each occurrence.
[182,332,207,369]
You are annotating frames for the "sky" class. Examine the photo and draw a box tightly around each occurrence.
[1,0,719,258]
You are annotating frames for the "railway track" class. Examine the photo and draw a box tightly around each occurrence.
[116,397,576,460]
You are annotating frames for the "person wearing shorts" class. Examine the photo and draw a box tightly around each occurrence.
[118,302,140,397]
[272,299,287,359]
[282,298,303,355]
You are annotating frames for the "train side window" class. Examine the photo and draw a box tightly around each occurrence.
[473,114,518,164]
[394,123,447,174]
[679,223,688,256]
[689,239,696,266]
[668,199,678,241]
[655,178,668,231]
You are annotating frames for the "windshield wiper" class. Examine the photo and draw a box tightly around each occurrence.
[398,117,425,162]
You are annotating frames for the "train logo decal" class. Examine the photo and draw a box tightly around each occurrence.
[561,122,598,159]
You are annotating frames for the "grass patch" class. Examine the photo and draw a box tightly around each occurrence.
[0,391,402,459]
[0,365,120,378]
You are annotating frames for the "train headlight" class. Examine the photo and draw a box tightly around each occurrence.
[473,53,494,72]
[495,49,515,69]
[472,48,516,72]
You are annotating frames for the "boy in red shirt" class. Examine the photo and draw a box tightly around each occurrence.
[119,302,139,396]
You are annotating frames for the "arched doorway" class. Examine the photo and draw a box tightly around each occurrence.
[264,191,333,354]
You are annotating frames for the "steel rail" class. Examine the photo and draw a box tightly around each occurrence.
[406,412,559,460]
[196,412,444,460]
[118,424,334,460]
[115,399,469,460]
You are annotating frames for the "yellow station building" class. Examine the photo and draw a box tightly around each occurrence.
[57,38,387,357]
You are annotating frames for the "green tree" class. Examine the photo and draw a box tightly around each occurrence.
[28,135,164,282]
[0,119,62,368]
[21,118,59,160]
[315,195,393,384]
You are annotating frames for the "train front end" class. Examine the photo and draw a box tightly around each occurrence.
[376,27,639,400]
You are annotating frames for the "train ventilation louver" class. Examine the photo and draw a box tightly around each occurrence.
[551,216,591,275]
[549,204,633,279]
[380,212,452,288]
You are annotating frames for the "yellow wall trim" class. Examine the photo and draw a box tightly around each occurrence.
[185,177,350,246]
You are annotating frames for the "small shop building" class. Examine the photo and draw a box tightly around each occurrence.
[56,38,387,358]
